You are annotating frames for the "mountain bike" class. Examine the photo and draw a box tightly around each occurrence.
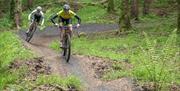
[60,25,78,63]
[25,21,38,42]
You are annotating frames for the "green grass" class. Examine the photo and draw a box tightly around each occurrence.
[0,66,28,90]
[132,13,177,42]
[132,30,179,90]
[0,31,32,90]
[36,75,82,90]
[49,40,61,52]
[0,70,19,90]
[103,70,129,80]
[72,34,140,60]
[77,6,107,23]
[0,32,33,68]
[0,15,13,31]
[78,0,94,3]
[3,70,82,90]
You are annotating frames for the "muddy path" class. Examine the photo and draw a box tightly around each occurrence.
[18,24,141,91]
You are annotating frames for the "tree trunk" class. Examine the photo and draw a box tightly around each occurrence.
[15,0,22,29]
[131,0,139,20]
[27,0,33,8]
[10,0,22,29]
[0,0,11,17]
[119,0,131,33]
[143,0,151,15]
[10,0,15,20]
[107,0,114,13]
[177,0,180,34]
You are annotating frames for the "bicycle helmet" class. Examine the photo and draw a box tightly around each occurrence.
[63,4,70,11]
[36,6,42,12]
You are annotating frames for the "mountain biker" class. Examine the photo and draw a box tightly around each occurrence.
[50,4,81,48]
[26,6,44,35]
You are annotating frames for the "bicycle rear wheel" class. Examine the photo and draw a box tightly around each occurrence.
[63,34,71,63]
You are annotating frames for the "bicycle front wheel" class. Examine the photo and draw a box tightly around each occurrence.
[63,34,71,63]
[26,23,37,42]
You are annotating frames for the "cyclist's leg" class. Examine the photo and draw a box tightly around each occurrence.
[26,17,34,34]
[67,19,73,37]
[60,18,65,48]
[36,19,41,30]
[60,22,64,43]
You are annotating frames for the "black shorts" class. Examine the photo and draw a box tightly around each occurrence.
[32,18,40,23]
[59,17,72,25]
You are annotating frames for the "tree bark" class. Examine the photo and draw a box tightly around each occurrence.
[0,0,10,17]
[177,0,180,34]
[10,0,22,29]
[10,0,15,20]
[131,0,139,20]
[119,0,131,33]
[16,0,22,29]
[107,0,115,13]
[143,0,151,15]
[27,0,33,8]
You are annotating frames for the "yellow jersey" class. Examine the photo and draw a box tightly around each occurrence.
[57,10,76,19]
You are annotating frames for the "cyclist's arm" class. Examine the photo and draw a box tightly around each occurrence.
[40,11,45,26]
[74,15,81,24]
[70,10,81,24]
[50,14,58,24]
[28,10,36,20]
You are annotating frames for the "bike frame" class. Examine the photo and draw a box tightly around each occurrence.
[59,25,78,44]
[25,21,38,42]
[29,21,37,32]
[59,26,77,36]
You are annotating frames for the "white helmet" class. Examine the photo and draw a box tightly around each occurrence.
[36,6,42,11]
[63,4,70,11]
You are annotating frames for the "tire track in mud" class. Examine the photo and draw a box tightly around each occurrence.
[18,24,142,91]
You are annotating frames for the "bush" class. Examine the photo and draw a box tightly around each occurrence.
[0,16,13,31]
[132,29,180,90]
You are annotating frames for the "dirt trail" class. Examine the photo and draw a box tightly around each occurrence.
[19,24,141,91]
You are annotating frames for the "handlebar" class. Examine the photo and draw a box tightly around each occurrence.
[61,26,78,29]
[56,24,79,30]
[55,24,80,37]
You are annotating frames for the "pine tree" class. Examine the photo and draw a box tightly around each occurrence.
[10,0,22,29]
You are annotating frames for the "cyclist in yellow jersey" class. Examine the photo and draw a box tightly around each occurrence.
[50,4,81,48]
